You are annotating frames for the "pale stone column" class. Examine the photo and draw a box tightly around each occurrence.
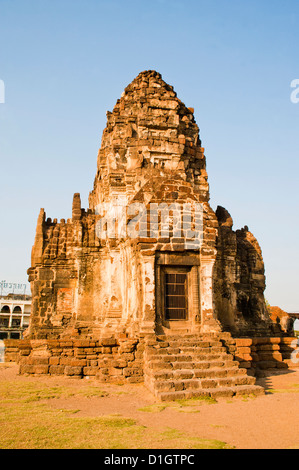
[8,309,12,328]
[200,256,221,333]
[140,255,156,335]
[20,304,25,328]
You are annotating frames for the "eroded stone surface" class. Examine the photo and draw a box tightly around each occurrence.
[26,70,278,341]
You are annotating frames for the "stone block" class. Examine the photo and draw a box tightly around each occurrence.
[237,353,252,362]
[251,353,259,361]
[28,356,49,365]
[74,348,86,357]
[258,344,280,351]
[19,364,35,374]
[83,366,98,376]
[238,361,251,369]
[101,338,118,347]
[110,367,123,376]
[46,340,61,348]
[60,357,73,365]
[119,353,135,361]
[59,341,73,348]
[63,350,74,357]
[18,341,32,350]
[31,365,49,374]
[64,366,83,376]
[258,352,282,361]
[70,359,87,367]
[51,348,63,354]
[126,376,144,383]
[123,367,143,377]
[19,349,31,356]
[281,337,297,345]
[236,346,251,354]
[88,360,98,366]
[73,340,95,348]
[210,388,234,398]
[49,365,65,375]
[49,357,60,365]
[201,379,217,388]
[94,347,103,353]
[86,354,98,360]
[269,338,281,344]
[110,359,128,368]
[235,339,253,347]
[276,361,288,369]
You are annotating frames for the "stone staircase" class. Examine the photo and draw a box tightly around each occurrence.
[144,334,264,401]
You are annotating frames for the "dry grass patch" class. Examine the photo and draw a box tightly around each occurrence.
[267,383,299,394]
[0,379,232,449]
[138,396,216,414]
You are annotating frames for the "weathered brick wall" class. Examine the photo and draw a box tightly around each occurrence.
[223,336,299,373]
[3,339,21,362]
[13,337,145,383]
[214,207,273,337]
[4,335,298,383]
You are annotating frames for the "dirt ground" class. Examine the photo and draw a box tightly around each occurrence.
[1,363,299,449]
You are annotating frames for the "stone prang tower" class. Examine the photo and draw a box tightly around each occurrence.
[27,70,273,340]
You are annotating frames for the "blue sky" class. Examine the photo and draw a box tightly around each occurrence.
[0,0,298,316]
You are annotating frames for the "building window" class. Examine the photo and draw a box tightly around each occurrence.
[164,272,188,320]
[161,267,190,321]
[13,306,22,313]
[1,306,10,313]
[0,317,9,328]
[10,332,20,339]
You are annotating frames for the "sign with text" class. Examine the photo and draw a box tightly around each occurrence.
[0,281,27,295]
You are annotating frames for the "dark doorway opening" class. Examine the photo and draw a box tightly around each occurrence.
[164,271,188,320]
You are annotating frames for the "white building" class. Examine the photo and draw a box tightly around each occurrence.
[0,294,31,339]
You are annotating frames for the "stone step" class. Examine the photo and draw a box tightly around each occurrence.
[179,346,226,354]
[152,375,256,393]
[157,384,265,402]
[145,346,227,356]
[156,334,221,341]
[143,333,264,401]
[154,335,223,345]
[145,352,233,362]
[147,359,240,370]
[150,366,248,381]
[167,340,223,348]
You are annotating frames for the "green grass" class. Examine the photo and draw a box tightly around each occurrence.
[173,396,217,406]
[138,395,217,414]
[0,379,232,449]
[157,428,233,449]
[0,382,73,403]
[0,399,145,449]
[240,394,257,402]
[0,380,109,403]
[75,386,109,398]
[138,404,167,413]
[267,385,299,394]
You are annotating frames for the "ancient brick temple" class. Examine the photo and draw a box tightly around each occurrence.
[18,71,296,399]
[27,70,273,340]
